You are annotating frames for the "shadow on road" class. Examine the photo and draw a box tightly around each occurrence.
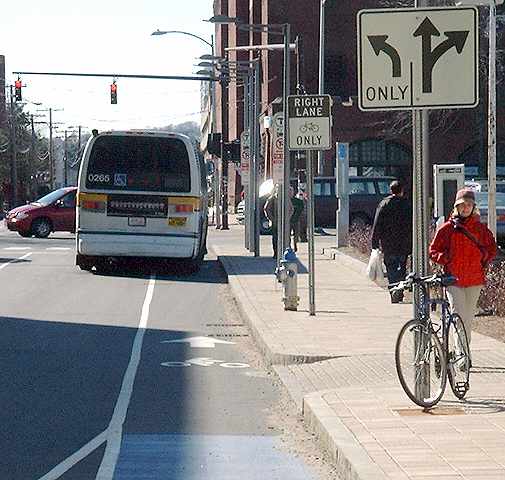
[0,257,31,265]
[0,315,193,479]
[90,259,228,284]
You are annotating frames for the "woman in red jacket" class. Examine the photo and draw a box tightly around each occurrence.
[429,188,497,348]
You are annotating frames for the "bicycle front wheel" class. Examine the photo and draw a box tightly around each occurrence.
[446,313,471,399]
[395,319,447,408]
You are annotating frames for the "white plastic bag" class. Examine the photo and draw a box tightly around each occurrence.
[366,249,384,281]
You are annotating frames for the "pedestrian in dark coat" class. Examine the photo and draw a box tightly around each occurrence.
[371,180,412,303]
[429,188,497,347]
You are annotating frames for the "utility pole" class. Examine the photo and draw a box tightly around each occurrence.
[49,108,54,189]
[30,115,36,198]
[8,86,18,208]
[64,130,68,186]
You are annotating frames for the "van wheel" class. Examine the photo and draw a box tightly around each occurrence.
[32,218,52,238]
[76,254,93,271]
[186,252,204,273]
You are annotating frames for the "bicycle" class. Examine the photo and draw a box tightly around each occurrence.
[392,272,471,409]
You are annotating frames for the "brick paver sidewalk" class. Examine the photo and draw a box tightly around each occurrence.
[210,227,505,480]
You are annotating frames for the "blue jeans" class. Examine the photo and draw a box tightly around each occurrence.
[383,254,408,285]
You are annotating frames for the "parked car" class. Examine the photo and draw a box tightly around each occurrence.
[6,187,77,238]
[314,176,395,227]
[236,176,395,234]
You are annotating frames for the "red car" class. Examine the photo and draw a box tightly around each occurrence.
[6,187,77,238]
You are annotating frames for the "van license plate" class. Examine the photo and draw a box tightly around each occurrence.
[128,217,146,227]
[168,217,187,227]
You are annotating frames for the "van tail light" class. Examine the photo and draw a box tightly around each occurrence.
[175,204,194,213]
[498,214,505,222]
[168,197,199,214]
[78,193,107,212]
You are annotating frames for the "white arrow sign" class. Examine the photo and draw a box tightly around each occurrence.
[161,336,235,348]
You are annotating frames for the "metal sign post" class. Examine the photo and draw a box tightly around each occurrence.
[272,112,285,266]
[357,4,480,400]
[335,143,349,248]
[287,94,333,316]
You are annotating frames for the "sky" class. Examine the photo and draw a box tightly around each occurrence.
[1,0,214,135]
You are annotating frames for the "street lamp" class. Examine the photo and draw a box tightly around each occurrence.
[152,28,221,228]
[456,0,503,238]
[207,15,291,259]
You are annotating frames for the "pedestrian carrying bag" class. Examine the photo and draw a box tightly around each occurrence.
[366,249,384,281]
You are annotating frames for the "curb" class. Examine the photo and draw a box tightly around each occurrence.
[303,391,388,480]
[216,251,336,366]
[321,247,367,275]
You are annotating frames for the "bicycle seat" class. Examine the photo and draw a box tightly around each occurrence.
[440,275,458,287]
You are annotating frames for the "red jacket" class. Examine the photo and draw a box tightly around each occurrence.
[429,215,497,287]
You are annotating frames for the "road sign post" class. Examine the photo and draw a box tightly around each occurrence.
[357,4,480,400]
[288,94,333,316]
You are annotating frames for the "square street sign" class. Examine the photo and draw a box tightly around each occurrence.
[287,95,332,151]
[357,6,478,111]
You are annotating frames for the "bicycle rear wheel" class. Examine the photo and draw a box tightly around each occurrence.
[446,313,470,399]
[395,319,447,408]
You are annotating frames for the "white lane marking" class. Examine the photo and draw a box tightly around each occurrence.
[0,252,32,270]
[37,430,108,480]
[161,336,235,348]
[96,275,156,480]
[46,247,72,251]
[4,247,32,251]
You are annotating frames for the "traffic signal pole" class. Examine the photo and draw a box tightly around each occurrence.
[8,86,18,207]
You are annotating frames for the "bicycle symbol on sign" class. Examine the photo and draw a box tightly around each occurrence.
[299,122,320,133]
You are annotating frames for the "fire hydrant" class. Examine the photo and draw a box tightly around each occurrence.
[275,247,299,311]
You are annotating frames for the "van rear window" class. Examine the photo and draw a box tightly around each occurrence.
[86,136,191,192]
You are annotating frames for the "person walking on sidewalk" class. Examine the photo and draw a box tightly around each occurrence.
[371,180,412,303]
[264,185,293,258]
[429,188,497,347]
[290,187,304,252]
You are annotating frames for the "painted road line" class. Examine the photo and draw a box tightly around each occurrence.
[96,275,156,480]
[38,430,108,480]
[46,247,72,251]
[0,252,32,270]
[4,247,32,251]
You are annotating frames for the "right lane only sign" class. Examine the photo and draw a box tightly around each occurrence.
[357,6,478,111]
[287,95,332,151]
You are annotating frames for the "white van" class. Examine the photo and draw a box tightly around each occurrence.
[76,130,208,271]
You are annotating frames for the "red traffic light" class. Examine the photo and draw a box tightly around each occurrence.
[110,82,118,104]
[14,79,22,101]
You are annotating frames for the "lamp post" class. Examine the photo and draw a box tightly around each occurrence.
[207,15,291,259]
[456,0,502,238]
[318,0,327,176]
[152,29,219,227]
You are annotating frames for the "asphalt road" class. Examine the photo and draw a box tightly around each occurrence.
[0,226,320,480]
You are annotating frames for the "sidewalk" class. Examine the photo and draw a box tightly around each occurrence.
[211,226,505,480]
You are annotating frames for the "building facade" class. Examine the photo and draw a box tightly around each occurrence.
[205,0,505,209]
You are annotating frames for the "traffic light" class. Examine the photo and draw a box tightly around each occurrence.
[14,79,22,101]
[110,81,117,104]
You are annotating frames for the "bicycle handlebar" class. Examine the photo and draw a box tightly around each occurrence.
[389,273,457,293]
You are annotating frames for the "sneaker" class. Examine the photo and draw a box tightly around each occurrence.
[390,290,404,304]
